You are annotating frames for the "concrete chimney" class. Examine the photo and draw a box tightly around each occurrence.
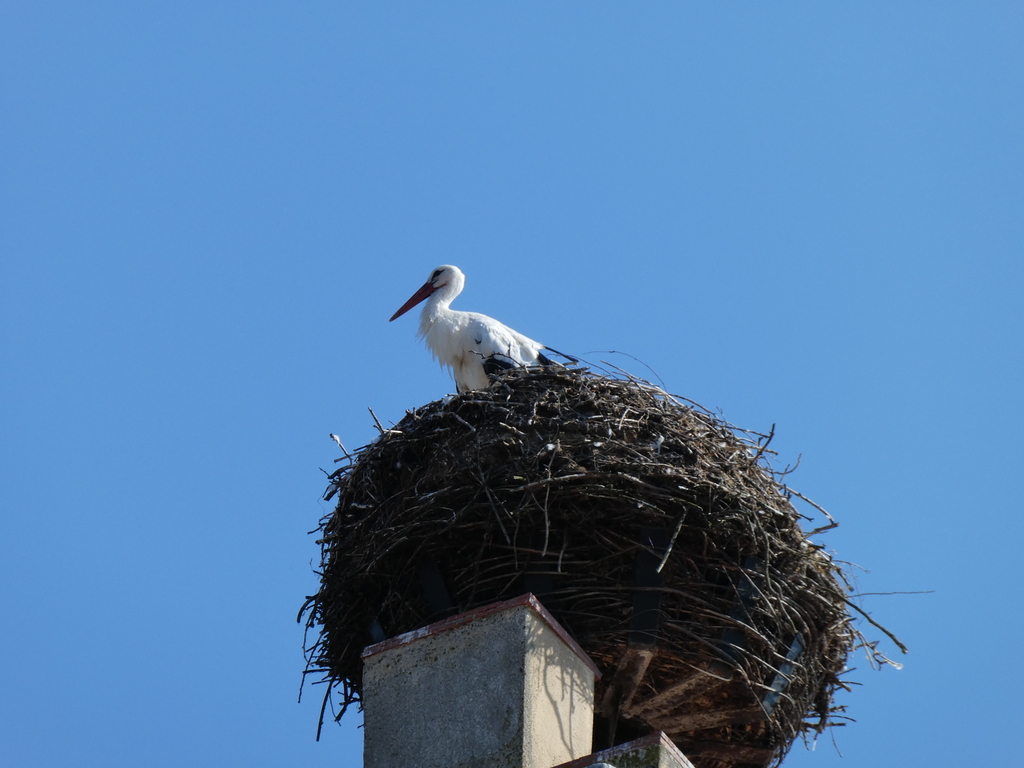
[361,593,599,768]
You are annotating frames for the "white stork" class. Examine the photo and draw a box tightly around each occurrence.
[389,265,566,392]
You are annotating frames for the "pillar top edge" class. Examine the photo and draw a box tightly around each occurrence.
[361,592,602,679]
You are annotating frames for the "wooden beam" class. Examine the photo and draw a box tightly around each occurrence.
[652,705,765,733]
[599,645,655,716]
[623,661,733,720]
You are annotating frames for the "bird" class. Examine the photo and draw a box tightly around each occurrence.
[389,265,567,392]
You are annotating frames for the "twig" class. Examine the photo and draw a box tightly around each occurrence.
[656,512,687,574]
[783,485,836,528]
[367,408,385,434]
[329,433,351,459]
[843,598,909,654]
[451,413,477,432]
[753,423,775,462]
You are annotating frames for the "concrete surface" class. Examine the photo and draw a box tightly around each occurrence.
[362,594,597,768]
[553,732,695,768]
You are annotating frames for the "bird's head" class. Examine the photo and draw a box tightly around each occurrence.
[390,265,465,321]
[428,265,462,287]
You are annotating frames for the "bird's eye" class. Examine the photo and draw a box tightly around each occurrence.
[431,270,443,282]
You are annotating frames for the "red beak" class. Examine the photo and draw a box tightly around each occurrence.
[389,280,436,321]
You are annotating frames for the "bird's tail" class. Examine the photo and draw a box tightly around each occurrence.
[540,346,578,366]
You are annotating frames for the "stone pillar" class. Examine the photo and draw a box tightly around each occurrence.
[362,593,599,768]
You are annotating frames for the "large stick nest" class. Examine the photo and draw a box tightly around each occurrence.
[301,369,884,768]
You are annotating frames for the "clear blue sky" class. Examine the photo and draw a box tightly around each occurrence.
[2,3,1021,767]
